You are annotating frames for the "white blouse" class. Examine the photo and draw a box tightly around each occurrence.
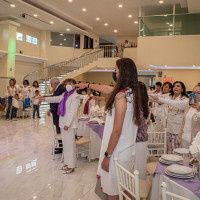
[158,96,189,135]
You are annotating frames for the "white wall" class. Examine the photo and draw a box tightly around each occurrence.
[161,69,200,91]
[123,48,137,64]
[16,24,40,57]
[137,35,200,68]
[15,61,40,85]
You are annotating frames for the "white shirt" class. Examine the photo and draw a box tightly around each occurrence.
[46,91,80,129]
[79,94,95,115]
[182,108,196,148]
[12,98,19,108]
[31,87,42,98]
[158,96,189,134]
[32,98,40,105]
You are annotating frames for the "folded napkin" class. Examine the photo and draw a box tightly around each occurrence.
[88,117,105,124]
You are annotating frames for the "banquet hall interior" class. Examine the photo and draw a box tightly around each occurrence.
[0,0,200,199]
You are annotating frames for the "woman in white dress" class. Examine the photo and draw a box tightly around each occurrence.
[76,58,141,199]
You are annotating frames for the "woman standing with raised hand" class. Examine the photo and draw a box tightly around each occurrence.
[76,58,140,200]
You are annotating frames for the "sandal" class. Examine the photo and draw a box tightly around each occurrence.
[63,168,74,174]
[60,165,68,170]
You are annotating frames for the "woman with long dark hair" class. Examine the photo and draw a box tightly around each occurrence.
[75,58,141,199]
[150,81,189,153]
[6,79,17,120]
[134,81,149,180]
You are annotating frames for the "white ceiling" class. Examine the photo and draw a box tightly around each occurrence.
[0,0,197,36]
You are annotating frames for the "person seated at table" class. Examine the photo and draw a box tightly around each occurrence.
[80,88,96,115]
[149,83,200,149]
[37,78,80,174]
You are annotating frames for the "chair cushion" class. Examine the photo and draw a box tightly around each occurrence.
[76,137,91,145]
[139,179,152,199]
[146,161,158,175]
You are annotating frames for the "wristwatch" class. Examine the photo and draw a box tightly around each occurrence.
[104,152,112,158]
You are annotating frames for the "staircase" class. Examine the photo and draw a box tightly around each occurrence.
[23,45,122,114]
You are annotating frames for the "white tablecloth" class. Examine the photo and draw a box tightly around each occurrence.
[150,174,200,200]
[77,121,102,160]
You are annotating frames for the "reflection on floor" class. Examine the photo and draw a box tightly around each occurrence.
[0,116,101,200]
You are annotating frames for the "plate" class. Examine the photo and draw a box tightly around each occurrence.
[174,148,189,155]
[166,164,193,175]
[165,170,194,179]
[88,120,99,124]
[159,158,183,165]
[162,154,183,162]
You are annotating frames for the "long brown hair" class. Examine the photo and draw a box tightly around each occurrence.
[138,81,149,119]
[105,58,141,126]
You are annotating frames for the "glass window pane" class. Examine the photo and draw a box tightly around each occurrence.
[32,37,38,45]
[26,35,32,43]
[17,32,23,41]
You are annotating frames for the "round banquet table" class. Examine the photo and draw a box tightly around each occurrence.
[77,120,104,160]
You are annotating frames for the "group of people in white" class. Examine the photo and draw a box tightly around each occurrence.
[4,57,200,199]
[6,79,42,120]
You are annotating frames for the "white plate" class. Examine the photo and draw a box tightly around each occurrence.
[166,164,193,175]
[159,158,183,165]
[162,154,183,162]
[88,120,99,124]
[174,148,189,155]
[165,170,194,179]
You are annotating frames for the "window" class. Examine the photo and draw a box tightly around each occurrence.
[16,32,23,41]
[84,35,93,49]
[26,35,39,45]
[50,32,76,47]
[32,37,38,45]
[26,35,32,43]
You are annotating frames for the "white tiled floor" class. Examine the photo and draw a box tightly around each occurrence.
[0,116,102,200]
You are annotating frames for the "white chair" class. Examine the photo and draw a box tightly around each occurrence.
[114,158,151,200]
[161,182,190,200]
[50,114,63,160]
[147,128,167,157]
[75,136,91,166]
[146,128,167,177]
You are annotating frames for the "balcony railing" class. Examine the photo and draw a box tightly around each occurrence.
[139,13,200,37]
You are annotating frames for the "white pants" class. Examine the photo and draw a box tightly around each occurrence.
[61,128,76,168]
[134,141,147,180]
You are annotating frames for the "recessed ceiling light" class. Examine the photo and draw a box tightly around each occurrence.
[134,21,138,24]
[159,0,164,4]
[66,28,70,31]
[50,40,52,42]
[33,14,38,17]
[114,30,118,33]
[166,22,169,24]
[169,24,173,27]
[10,4,15,7]
[104,23,108,26]
[60,43,63,45]
[118,4,123,8]
[68,0,73,2]
[50,21,54,24]
[96,17,100,21]
[60,33,63,36]
[64,38,66,41]
[128,15,132,18]
[82,8,87,12]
